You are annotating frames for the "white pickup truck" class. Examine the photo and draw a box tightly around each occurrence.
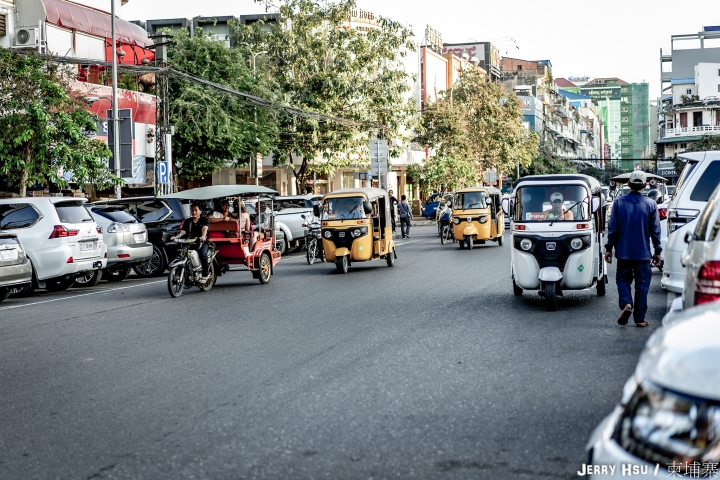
[273,195,323,253]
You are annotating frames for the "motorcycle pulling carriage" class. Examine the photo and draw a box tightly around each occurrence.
[159,185,282,298]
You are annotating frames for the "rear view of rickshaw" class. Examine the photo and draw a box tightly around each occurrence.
[452,187,505,249]
[503,174,607,311]
[159,185,282,297]
[314,188,397,274]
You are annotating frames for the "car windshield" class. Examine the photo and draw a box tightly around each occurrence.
[515,184,590,222]
[54,202,93,223]
[91,208,138,223]
[322,196,366,220]
[454,192,488,209]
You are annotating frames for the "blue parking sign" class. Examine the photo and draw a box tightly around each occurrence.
[158,161,169,184]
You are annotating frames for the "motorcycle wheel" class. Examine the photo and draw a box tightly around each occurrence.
[199,263,216,292]
[306,238,317,265]
[440,228,447,245]
[545,282,557,311]
[168,265,185,298]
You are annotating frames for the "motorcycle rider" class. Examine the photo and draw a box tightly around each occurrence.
[170,202,210,283]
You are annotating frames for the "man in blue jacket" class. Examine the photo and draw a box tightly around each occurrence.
[604,171,662,327]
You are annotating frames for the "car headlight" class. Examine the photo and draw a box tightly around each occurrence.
[323,230,332,239]
[618,382,720,466]
[570,237,583,250]
[453,218,460,225]
[479,216,488,224]
[520,238,533,251]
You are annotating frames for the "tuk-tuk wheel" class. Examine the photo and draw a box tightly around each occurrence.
[596,275,606,296]
[386,248,395,267]
[513,277,523,296]
[498,233,504,246]
[458,238,464,249]
[259,252,272,284]
[544,283,558,311]
[336,255,349,274]
[467,236,474,250]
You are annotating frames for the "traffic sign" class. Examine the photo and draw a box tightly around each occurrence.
[158,161,169,184]
[369,139,388,176]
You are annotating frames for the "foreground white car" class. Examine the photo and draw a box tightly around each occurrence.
[585,306,720,479]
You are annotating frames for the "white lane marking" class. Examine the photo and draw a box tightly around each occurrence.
[0,280,164,311]
[395,240,417,246]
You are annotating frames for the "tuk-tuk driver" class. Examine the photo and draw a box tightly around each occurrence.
[542,192,574,221]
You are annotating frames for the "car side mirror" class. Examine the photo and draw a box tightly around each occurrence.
[313,205,321,217]
[301,214,307,219]
[363,201,372,215]
[501,198,510,215]
[656,197,663,204]
[591,197,600,213]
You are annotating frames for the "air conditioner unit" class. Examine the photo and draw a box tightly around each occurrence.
[15,28,39,47]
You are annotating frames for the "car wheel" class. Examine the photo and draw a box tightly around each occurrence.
[276,236,287,255]
[0,287,10,303]
[10,283,35,297]
[45,277,75,292]
[133,244,166,277]
[105,266,131,282]
[258,252,272,284]
[73,269,103,288]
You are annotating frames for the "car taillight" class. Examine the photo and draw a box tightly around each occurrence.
[67,257,73,263]
[658,208,667,221]
[694,261,720,306]
[49,225,79,238]
[96,226,103,234]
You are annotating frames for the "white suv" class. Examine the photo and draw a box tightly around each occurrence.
[662,151,720,293]
[0,198,106,294]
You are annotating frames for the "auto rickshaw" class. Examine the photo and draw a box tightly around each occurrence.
[502,174,606,311]
[451,187,505,249]
[159,185,281,296]
[314,188,397,274]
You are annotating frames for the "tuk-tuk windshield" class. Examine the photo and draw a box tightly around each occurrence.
[515,184,590,222]
[454,192,488,210]
[322,196,367,220]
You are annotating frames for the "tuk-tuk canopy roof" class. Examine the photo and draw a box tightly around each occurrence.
[323,187,388,200]
[159,185,278,201]
[610,172,668,184]
[454,186,502,195]
[514,174,601,194]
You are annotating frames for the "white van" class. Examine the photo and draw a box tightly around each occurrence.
[0,198,106,294]
[661,151,720,293]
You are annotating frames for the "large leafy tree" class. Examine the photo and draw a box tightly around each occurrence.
[0,49,114,197]
[167,28,280,179]
[231,0,418,192]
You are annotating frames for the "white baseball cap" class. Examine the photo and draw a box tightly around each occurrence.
[629,171,647,186]
[550,192,564,203]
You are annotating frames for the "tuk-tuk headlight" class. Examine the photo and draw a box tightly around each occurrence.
[351,229,362,238]
[466,216,472,222]
[453,218,460,225]
[479,216,488,224]
[520,238,533,251]
[570,237,583,250]
[323,230,332,239]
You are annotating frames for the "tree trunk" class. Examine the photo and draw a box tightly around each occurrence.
[19,158,29,198]
[294,157,308,194]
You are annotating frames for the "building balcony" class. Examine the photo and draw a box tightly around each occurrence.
[662,125,720,138]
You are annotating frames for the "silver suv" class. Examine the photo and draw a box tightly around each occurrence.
[0,233,32,302]
[0,198,106,294]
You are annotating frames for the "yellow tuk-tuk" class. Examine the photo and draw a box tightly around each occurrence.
[314,188,397,273]
[452,187,505,250]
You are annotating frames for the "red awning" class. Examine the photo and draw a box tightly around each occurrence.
[42,0,152,47]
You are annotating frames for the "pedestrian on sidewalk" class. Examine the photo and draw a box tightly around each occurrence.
[399,195,412,238]
[389,190,398,233]
[604,171,662,327]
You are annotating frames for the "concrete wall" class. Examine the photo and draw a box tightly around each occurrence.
[671,48,720,80]
[696,62,720,100]
[0,1,15,49]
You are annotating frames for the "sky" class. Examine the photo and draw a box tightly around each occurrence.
[123,0,720,98]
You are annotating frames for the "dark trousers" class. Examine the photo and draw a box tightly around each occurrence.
[192,243,209,277]
[400,216,411,237]
[616,259,652,323]
[391,215,396,232]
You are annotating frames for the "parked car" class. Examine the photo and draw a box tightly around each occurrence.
[585,306,720,479]
[420,193,444,219]
[72,206,154,286]
[0,233,32,302]
[273,195,322,252]
[91,196,190,277]
[662,151,720,293]
[0,198,106,295]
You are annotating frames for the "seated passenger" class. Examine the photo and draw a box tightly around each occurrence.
[209,200,239,223]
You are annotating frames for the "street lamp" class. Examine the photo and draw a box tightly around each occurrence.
[110,0,120,199]
[240,43,268,186]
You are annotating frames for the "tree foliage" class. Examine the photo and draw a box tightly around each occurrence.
[0,49,113,197]
[167,28,280,179]
[407,156,478,194]
[686,135,720,152]
[231,0,418,191]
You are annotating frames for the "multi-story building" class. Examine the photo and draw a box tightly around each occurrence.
[657,26,720,158]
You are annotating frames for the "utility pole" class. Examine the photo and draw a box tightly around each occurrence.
[110,0,121,199]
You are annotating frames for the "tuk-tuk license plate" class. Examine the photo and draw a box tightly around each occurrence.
[338,232,345,238]
[0,249,18,261]
[546,242,556,251]
[134,233,145,243]
[81,241,96,252]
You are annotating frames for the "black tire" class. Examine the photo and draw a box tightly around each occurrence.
[0,287,10,303]
[335,255,349,274]
[276,236,287,255]
[440,228,447,245]
[513,277,523,296]
[167,265,184,298]
[134,244,166,277]
[545,282,557,311]
[10,283,35,297]
[467,236,474,250]
[306,238,317,265]
[73,269,102,288]
[258,252,272,284]
[386,248,395,267]
[45,277,75,292]
[198,262,216,292]
[498,233,504,246]
[458,238,464,249]
[105,266,131,282]
[596,275,606,296]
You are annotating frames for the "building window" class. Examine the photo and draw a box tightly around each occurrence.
[622,117,629,123]
[717,84,720,92]
[687,88,692,95]
[517,65,522,70]
[621,87,628,93]
[622,148,629,154]
[621,127,629,134]
[680,143,687,149]
[621,107,629,113]
[622,137,629,143]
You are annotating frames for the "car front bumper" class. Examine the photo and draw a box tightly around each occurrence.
[105,243,153,269]
[0,257,33,288]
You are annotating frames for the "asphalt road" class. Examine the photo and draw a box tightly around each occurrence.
[0,225,668,480]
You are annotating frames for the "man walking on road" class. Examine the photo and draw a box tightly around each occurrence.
[389,190,398,233]
[399,195,412,238]
[604,171,662,327]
